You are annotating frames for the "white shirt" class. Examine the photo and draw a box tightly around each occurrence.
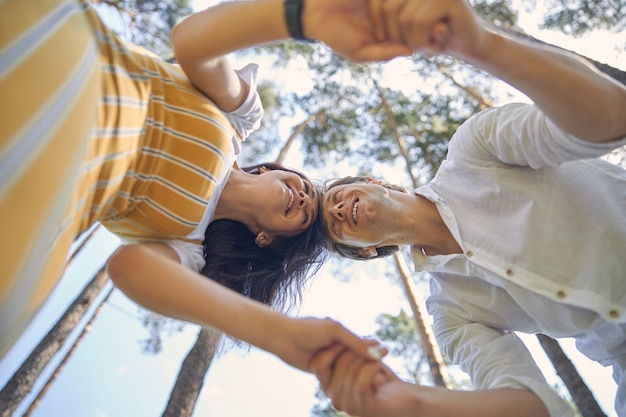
[167,64,264,271]
[414,103,626,416]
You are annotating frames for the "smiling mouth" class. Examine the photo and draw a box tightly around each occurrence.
[286,188,294,214]
[352,199,359,223]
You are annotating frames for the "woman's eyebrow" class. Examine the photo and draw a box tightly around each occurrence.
[309,182,317,201]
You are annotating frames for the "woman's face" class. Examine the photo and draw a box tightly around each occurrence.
[253,169,319,238]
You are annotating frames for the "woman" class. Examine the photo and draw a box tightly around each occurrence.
[1,0,390,368]
[201,162,327,310]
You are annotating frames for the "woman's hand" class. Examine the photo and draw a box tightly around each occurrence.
[311,345,420,417]
[367,0,487,59]
[266,316,387,372]
[302,0,412,62]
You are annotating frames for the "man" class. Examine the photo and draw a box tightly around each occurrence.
[311,0,626,416]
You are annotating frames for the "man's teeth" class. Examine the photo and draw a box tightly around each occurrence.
[352,201,358,222]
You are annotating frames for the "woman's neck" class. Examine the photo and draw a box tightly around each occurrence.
[213,169,256,228]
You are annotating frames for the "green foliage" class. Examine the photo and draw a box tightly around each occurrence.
[471,0,520,29]
[541,0,625,36]
[375,309,426,383]
[94,0,193,58]
[310,388,351,417]
[138,310,185,354]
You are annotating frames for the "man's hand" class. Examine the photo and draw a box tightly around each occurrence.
[267,316,386,373]
[311,345,421,417]
[302,0,412,62]
[367,0,488,59]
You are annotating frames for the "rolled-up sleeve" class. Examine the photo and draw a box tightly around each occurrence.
[223,63,264,142]
[426,273,576,417]
[450,103,626,168]
[165,240,205,272]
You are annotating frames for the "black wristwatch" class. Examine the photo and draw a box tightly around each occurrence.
[284,0,313,41]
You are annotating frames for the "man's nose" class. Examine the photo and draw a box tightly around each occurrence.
[330,201,347,220]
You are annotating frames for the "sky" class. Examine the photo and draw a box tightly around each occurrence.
[1,1,624,417]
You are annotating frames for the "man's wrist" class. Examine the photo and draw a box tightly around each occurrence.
[284,0,314,41]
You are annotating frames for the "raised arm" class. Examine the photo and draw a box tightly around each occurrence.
[170,0,411,101]
[372,0,626,143]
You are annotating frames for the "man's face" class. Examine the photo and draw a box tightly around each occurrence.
[321,180,395,248]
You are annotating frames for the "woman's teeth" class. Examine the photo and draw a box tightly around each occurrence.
[287,189,294,213]
[352,201,358,222]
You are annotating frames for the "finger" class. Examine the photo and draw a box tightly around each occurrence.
[310,344,345,388]
[334,351,366,412]
[363,338,389,359]
[326,319,387,361]
[429,21,450,52]
[396,0,448,51]
[381,0,405,43]
[351,42,413,63]
[373,364,397,389]
[352,362,382,409]
[368,0,387,41]
[328,351,361,410]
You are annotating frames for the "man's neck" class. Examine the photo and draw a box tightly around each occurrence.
[410,195,462,256]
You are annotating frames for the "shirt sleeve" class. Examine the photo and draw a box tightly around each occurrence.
[165,240,206,272]
[425,272,577,417]
[223,63,264,142]
[449,103,626,168]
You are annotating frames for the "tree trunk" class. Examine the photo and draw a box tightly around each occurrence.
[376,83,420,188]
[23,286,114,416]
[161,328,222,417]
[393,253,450,388]
[0,267,110,417]
[536,334,607,417]
[275,111,325,165]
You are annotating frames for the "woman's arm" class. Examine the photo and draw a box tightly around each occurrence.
[170,0,410,102]
[106,242,382,371]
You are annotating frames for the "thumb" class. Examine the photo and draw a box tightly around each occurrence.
[330,321,387,361]
[351,43,413,63]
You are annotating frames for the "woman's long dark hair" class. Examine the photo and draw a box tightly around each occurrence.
[201,162,330,312]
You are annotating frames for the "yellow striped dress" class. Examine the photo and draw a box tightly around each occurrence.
[0,0,259,356]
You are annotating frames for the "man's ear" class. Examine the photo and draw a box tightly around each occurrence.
[258,165,269,174]
[255,232,274,248]
[365,177,384,185]
[359,246,378,259]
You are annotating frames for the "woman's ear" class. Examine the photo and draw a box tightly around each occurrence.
[358,246,378,259]
[255,232,274,247]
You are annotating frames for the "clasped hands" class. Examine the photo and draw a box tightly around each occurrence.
[303,0,485,63]
[310,342,419,417]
